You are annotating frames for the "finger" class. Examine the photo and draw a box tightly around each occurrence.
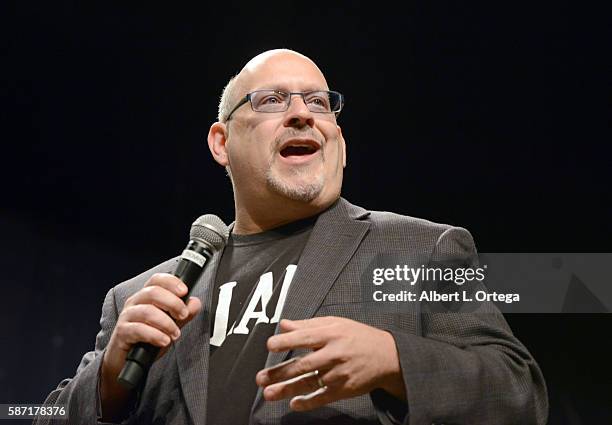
[279,317,338,332]
[263,370,325,402]
[144,273,189,298]
[122,304,181,340]
[127,285,189,321]
[257,350,337,386]
[176,296,202,328]
[267,328,329,353]
[290,386,341,411]
[114,321,172,351]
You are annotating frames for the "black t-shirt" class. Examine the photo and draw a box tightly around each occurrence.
[206,216,316,425]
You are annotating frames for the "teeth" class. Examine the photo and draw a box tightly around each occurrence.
[287,144,315,149]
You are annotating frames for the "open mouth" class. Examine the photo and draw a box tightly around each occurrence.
[279,140,320,158]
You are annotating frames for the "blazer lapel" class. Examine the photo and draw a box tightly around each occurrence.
[174,245,225,425]
[269,197,370,338]
[252,198,371,412]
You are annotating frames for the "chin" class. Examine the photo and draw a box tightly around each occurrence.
[266,173,325,204]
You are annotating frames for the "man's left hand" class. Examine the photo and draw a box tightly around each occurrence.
[255,317,406,411]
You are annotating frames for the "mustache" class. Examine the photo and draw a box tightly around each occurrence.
[273,130,324,150]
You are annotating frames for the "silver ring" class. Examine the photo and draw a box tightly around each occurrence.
[314,369,325,388]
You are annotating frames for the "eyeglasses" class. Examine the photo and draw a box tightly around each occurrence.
[224,90,344,122]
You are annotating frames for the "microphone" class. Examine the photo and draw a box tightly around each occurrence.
[117,214,229,390]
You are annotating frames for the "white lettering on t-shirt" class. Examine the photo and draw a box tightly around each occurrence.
[210,265,297,346]
[209,281,237,347]
[234,272,274,334]
[270,264,297,322]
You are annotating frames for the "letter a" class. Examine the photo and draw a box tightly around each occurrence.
[234,272,274,334]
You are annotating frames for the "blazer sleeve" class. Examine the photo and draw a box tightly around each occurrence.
[385,226,548,425]
[33,287,131,425]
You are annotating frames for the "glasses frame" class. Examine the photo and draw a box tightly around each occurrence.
[224,90,344,122]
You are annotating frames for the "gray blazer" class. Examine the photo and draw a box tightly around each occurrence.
[36,198,548,424]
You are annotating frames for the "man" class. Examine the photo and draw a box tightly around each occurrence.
[37,49,548,424]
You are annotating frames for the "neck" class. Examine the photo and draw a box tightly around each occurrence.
[232,194,337,235]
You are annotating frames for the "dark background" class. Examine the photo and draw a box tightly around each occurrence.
[2,1,610,423]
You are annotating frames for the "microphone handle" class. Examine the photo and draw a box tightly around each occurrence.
[117,240,213,390]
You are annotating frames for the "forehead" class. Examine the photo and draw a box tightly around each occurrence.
[240,54,330,93]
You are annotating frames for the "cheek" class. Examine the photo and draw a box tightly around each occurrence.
[227,136,272,175]
[324,136,343,168]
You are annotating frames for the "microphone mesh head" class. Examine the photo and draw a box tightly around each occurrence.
[190,214,229,251]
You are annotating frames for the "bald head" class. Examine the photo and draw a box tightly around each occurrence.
[217,49,328,122]
[241,49,320,75]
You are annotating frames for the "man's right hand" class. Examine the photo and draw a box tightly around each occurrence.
[99,273,202,421]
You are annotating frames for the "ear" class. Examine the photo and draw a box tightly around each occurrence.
[338,125,347,168]
[207,122,229,167]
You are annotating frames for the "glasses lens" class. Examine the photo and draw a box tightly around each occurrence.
[303,91,330,112]
[251,90,288,112]
[329,91,343,113]
[305,91,343,113]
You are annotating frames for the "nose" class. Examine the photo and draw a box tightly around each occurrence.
[283,94,315,129]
